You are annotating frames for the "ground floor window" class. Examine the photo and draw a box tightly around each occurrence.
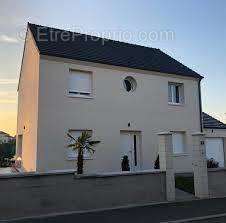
[17,134,23,157]
[172,132,185,154]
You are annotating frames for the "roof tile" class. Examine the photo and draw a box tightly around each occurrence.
[28,23,203,79]
[203,112,226,129]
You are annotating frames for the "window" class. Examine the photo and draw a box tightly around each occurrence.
[67,130,92,159]
[68,70,92,97]
[168,83,184,104]
[17,135,23,157]
[172,132,185,154]
[123,76,137,92]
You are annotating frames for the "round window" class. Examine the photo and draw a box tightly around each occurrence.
[123,76,137,92]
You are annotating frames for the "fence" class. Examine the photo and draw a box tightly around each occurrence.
[0,170,166,220]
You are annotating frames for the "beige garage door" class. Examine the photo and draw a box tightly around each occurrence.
[206,138,224,167]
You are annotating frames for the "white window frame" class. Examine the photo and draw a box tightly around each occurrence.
[168,82,184,105]
[172,132,186,154]
[68,69,93,98]
[67,130,93,160]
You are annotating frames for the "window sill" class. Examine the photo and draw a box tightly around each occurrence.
[66,157,93,161]
[173,153,189,157]
[67,94,93,99]
[168,102,184,106]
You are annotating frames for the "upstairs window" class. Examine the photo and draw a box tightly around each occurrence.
[68,70,92,97]
[123,76,137,92]
[168,82,184,104]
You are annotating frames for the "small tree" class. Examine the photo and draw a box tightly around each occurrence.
[67,131,100,174]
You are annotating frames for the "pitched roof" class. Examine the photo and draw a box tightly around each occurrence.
[28,23,203,79]
[203,112,226,129]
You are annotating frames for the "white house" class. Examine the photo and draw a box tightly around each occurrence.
[17,23,204,173]
[203,112,226,167]
[0,131,14,144]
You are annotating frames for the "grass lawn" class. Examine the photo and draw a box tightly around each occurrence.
[175,176,195,194]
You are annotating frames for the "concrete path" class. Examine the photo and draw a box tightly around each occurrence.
[0,167,12,174]
[175,188,196,201]
[4,197,226,223]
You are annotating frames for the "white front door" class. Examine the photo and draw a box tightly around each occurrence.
[206,138,224,167]
[120,132,141,171]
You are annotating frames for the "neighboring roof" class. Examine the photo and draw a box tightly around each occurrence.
[203,112,226,129]
[28,23,203,79]
[0,131,10,136]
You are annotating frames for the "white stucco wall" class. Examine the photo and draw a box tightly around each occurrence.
[35,56,201,173]
[204,128,226,138]
[16,29,40,171]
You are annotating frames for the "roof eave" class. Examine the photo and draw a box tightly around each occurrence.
[39,52,203,80]
[204,126,226,130]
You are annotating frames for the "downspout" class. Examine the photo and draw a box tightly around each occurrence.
[198,78,203,132]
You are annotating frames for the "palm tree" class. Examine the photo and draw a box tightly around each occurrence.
[67,131,100,174]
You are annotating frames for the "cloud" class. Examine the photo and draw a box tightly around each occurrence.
[0,99,16,104]
[0,79,18,104]
[219,114,226,124]
[210,112,226,125]
[0,34,19,43]
[0,78,18,85]
[0,91,17,97]
[0,90,17,105]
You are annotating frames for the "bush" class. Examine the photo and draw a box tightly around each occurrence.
[0,141,16,167]
[121,155,130,171]
[207,158,219,168]
[154,155,160,169]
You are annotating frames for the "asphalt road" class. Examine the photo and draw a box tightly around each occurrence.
[194,217,226,223]
[4,198,226,223]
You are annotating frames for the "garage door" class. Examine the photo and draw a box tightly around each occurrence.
[206,138,224,167]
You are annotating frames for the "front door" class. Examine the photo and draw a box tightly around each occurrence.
[120,131,141,171]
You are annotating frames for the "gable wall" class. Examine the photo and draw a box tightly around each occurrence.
[16,28,40,171]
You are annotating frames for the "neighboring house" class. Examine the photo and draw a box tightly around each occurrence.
[0,131,14,144]
[17,23,203,173]
[203,112,226,167]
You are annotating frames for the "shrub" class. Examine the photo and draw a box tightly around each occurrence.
[207,158,219,168]
[121,155,130,171]
[0,141,16,167]
[154,155,160,169]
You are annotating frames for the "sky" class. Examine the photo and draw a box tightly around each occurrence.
[0,0,226,136]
